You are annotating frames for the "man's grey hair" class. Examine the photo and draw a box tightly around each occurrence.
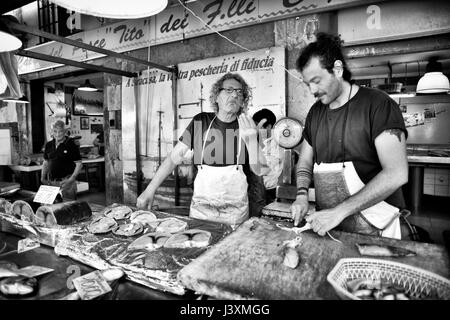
[52,120,67,130]
[209,73,252,115]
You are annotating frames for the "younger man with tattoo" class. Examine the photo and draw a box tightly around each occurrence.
[291,33,408,238]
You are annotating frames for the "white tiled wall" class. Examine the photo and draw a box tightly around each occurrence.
[424,168,450,197]
[0,129,11,165]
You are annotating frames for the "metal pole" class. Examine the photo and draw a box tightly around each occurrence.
[16,49,137,78]
[172,67,180,206]
[9,21,175,73]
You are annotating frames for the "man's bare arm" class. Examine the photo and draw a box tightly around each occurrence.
[291,139,314,226]
[336,129,408,215]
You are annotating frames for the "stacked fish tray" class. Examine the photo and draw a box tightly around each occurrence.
[54,203,232,295]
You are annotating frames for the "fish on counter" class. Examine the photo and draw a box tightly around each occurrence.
[112,222,144,237]
[0,261,19,271]
[0,198,12,215]
[11,200,35,222]
[104,205,133,220]
[128,232,172,251]
[35,201,92,227]
[283,247,300,269]
[130,210,157,226]
[281,236,303,269]
[355,243,416,257]
[147,218,188,234]
[87,216,118,234]
[346,278,411,300]
[0,267,18,278]
[164,229,212,249]
[0,276,38,296]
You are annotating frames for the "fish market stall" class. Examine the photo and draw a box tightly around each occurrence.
[178,217,450,300]
[54,204,231,295]
[0,232,197,300]
[0,194,231,298]
[1,191,449,300]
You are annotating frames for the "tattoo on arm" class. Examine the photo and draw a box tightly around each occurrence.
[384,129,403,142]
[296,167,312,190]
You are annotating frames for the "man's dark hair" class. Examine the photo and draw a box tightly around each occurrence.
[252,108,276,129]
[295,32,352,82]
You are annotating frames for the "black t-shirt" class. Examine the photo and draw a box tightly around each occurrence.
[179,112,249,167]
[44,137,81,180]
[303,87,408,208]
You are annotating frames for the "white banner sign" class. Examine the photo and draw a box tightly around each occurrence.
[18,0,376,74]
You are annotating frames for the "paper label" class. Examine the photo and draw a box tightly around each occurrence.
[33,185,61,204]
[17,238,40,253]
[16,265,54,278]
[72,270,112,300]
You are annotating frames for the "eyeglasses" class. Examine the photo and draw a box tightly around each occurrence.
[220,87,244,96]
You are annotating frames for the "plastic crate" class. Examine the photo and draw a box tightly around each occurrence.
[327,258,450,300]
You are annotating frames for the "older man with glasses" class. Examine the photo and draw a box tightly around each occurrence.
[137,72,267,228]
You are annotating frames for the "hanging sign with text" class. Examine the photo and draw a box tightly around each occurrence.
[18,0,379,74]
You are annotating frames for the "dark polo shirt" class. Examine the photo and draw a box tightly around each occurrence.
[44,137,81,180]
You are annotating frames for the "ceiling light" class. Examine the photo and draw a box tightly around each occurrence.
[0,17,22,52]
[2,96,30,104]
[50,0,168,19]
[416,58,450,94]
[78,79,98,92]
[416,72,450,94]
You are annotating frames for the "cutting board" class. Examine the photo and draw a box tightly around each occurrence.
[178,217,450,300]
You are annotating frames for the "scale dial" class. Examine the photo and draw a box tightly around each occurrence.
[273,117,303,149]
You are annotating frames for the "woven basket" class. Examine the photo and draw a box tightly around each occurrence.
[327,258,450,300]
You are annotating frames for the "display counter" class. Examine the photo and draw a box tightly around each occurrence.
[8,157,105,192]
[0,191,448,300]
[407,153,450,210]
[0,232,195,300]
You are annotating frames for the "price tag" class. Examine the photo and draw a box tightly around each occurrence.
[17,238,40,253]
[33,185,60,204]
[72,270,112,300]
[16,265,54,278]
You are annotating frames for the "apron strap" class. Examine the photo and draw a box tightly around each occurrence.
[236,130,242,168]
[200,115,217,166]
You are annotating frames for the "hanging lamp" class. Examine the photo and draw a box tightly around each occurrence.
[78,79,97,92]
[2,95,30,103]
[49,0,168,19]
[0,16,22,52]
[416,57,450,94]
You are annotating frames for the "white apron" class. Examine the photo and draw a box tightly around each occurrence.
[313,162,401,239]
[189,116,249,228]
[312,86,401,239]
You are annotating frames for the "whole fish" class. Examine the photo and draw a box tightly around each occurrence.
[0,267,18,278]
[355,243,416,257]
[0,261,18,271]
[0,276,38,296]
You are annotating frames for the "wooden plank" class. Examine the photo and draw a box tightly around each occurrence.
[178,217,450,300]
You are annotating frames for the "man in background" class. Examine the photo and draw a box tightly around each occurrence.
[41,120,83,200]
